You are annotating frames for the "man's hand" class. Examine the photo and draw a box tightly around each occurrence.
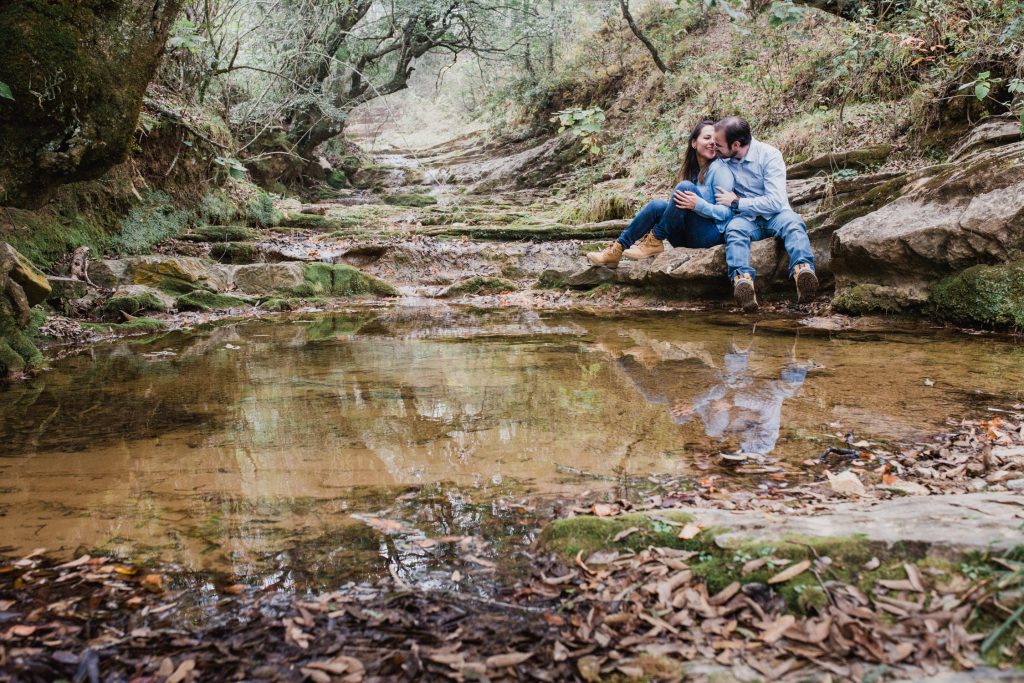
[673,190,699,210]
[715,186,738,207]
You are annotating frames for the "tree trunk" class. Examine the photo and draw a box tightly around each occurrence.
[618,0,669,74]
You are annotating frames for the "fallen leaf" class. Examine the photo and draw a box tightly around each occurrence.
[592,503,617,517]
[904,563,926,592]
[612,526,640,542]
[578,655,602,682]
[768,559,811,584]
[451,570,461,582]
[166,659,195,683]
[761,615,796,644]
[485,651,533,668]
[586,550,619,565]
[864,557,881,570]
[677,523,702,540]
[221,584,246,595]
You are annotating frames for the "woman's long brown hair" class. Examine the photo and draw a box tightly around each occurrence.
[675,119,716,185]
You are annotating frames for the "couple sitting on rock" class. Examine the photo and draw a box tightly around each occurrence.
[588,116,817,311]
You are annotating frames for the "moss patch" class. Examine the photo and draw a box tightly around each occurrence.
[102,291,168,317]
[832,284,916,315]
[442,276,517,297]
[176,290,253,311]
[289,263,399,298]
[180,225,258,243]
[538,513,952,615]
[930,262,1024,329]
[0,305,43,379]
[381,193,438,208]
[82,317,167,334]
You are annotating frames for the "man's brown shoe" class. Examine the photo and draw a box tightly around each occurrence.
[794,263,818,303]
[587,241,624,268]
[622,232,664,260]
[733,274,758,312]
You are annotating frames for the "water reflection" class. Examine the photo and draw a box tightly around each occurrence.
[1,305,1023,585]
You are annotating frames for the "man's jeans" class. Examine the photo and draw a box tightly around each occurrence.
[725,210,814,281]
[616,181,723,250]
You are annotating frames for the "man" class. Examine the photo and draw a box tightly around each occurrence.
[713,116,817,312]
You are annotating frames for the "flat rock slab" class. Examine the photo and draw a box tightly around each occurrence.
[674,492,1023,550]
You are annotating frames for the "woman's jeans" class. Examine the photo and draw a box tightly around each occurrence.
[616,181,723,250]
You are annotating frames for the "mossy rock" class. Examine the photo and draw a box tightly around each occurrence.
[326,171,350,189]
[176,290,254,311]
[832,284,919,315]
[179,225,258,243]
[82,317,167,334]
[289,263,399,298]
[0,305,43,380]
[441,276,517,297]
[132,257,221,295]
[930,261,1024,329]
[381,193,438,208]
[102,289,169,317]
[209,242,261,264]
[258,296,328,312]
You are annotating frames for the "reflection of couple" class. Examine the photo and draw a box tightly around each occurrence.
[668,343,808,456]
[588,116,817,312]
[610,333,812,456]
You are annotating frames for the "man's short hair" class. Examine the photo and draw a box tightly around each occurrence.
[715,116,752,147]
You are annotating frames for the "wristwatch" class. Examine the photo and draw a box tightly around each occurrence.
[731,198,740,210]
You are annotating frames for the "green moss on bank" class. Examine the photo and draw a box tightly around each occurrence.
[102,291,167,317]
[538,513,953,616]
[289,263,399,298]
[832,284,918,315]
[180,225,258,243]
[382,193,438,208]
[442,276,517,297]
[0,307,43,379]
[930,262,1024,329]
[176,290,253,311]
[82,317,167,334]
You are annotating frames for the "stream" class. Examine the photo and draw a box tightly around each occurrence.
[2,304,1023,592]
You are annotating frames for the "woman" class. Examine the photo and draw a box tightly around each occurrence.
[587,119,736,268]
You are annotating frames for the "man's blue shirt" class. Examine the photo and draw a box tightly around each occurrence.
[722,138,791,219]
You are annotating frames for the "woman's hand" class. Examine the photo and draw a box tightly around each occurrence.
[673,190,699,210]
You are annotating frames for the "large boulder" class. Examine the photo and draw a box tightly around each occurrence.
[830,141,1024,308]
[0,0,183,207]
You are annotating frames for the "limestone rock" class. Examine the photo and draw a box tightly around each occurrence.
[1,242,51,306]
[232,262,306,295]
[132,256,228,294]
[948,115,1022,161]
[830,141,1024,305]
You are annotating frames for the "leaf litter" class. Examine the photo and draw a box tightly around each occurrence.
[0,413,1021,681]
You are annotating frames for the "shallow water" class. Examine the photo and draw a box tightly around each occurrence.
[2,305,1023,587]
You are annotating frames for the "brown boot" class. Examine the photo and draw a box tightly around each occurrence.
[733,273,758,312]
[794,262,818,303]
[587,241,623,268]
[622,232,664,260]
